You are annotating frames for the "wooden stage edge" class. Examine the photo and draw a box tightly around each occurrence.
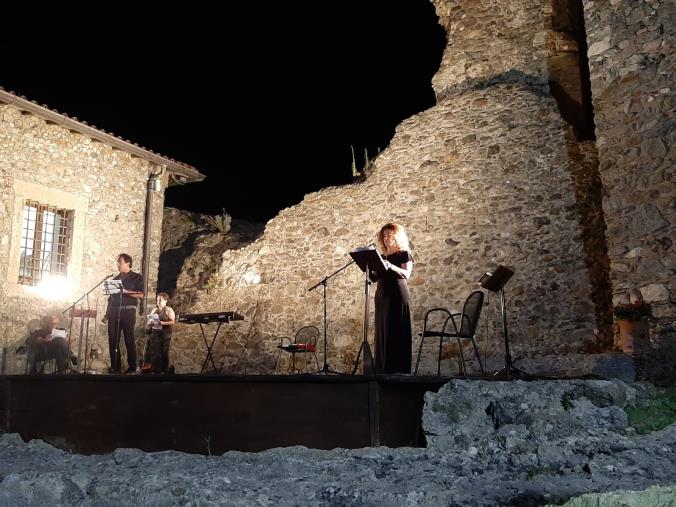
[0,373,454,456]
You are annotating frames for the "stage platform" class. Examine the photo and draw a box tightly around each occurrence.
[0,374,450,455]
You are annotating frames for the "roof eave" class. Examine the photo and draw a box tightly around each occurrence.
[0,89,205,183]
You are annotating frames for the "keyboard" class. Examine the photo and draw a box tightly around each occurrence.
[177,311,244,324]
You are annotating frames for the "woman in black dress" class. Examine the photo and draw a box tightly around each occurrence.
[373,223,413,374]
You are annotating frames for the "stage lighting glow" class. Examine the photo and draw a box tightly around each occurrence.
[242,269,261,285]
[32,274,73,301]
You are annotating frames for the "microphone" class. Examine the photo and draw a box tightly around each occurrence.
[105,273,115,279]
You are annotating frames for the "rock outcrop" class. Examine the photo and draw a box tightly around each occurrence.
[0,379,673,506]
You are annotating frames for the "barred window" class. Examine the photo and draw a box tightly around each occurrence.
[19,200,74,286]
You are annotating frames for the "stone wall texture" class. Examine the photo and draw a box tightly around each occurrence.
[0,103,167,373]
[167,0,609,375]
[582,0,675,332]
[431,0,549,97]
[158,208,263,298]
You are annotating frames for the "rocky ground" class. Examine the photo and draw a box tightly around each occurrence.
[0,379,674,506]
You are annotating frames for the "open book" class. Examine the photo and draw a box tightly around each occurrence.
[51,328,68,339]
[147,313,162,330]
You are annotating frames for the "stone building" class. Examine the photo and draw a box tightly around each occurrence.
[163,0,672,376]
[582,0,674,332]
[0,88,204,373]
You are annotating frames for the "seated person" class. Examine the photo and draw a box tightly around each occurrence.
[26,315,75,373]
[146,293,175,373]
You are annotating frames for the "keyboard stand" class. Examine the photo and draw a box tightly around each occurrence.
[199,321,225,374]
[177,311,244,374]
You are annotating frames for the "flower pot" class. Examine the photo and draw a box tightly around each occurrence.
[617,319,649,355]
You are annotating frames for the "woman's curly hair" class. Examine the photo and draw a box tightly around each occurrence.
[376,222,410,253]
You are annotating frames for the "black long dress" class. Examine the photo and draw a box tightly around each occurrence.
[374,250,413,374]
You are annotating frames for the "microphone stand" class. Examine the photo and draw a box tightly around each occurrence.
[62,274,113,373]
[308,259,355,375]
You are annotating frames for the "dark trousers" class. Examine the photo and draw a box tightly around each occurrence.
[149,330,172,373]
[107,308,137,372]
[28,337,69,373]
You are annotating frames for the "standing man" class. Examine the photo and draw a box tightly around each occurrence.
[105,253,144,374]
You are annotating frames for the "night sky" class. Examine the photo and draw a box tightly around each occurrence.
[1,2,445,222]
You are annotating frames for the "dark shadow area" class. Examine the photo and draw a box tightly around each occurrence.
[157,219,264,296]
[0,2,446,222]
[548,0,597,141]
[0,374,448,454]
[436,69,552,101]
[564,134,614,351]
[157,230,204,295]
[548,0,613,349]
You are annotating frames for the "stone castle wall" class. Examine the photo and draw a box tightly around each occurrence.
[582,0,675,332]
[163,0,603,374]
[0,103,167,373]
[170,82,596,374]
[431,0,550,96]
[431,0,615,347]
[164,0,604,375]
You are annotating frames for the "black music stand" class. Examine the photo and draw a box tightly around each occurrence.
[62,274,114,373]
[349,247,388,375]
[478,265,529,379]
[69,308,97,373]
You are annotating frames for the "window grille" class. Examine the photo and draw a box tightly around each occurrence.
[19,200,73,286]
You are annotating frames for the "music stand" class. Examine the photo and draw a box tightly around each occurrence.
[478,265,529,379]
[62,273,114,373]
[349,247,388,375]
[102,279,122,296]
[69,308,97,373]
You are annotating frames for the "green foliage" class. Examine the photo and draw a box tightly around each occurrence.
[350,145,377,180]
[626,387,676,434]
[613,302,653,321]
[351,145,359,178]
[203,209,232,234]
[561,393,575,411]
[204,274,220,294]
[525,465,557,479]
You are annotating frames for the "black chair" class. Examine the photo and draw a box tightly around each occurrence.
[414,290,485,376]
[274,325,320,374]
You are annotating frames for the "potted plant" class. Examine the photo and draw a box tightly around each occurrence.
[613,301,652,354]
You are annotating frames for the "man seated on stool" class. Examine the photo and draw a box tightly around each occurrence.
[26,315,77,373]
